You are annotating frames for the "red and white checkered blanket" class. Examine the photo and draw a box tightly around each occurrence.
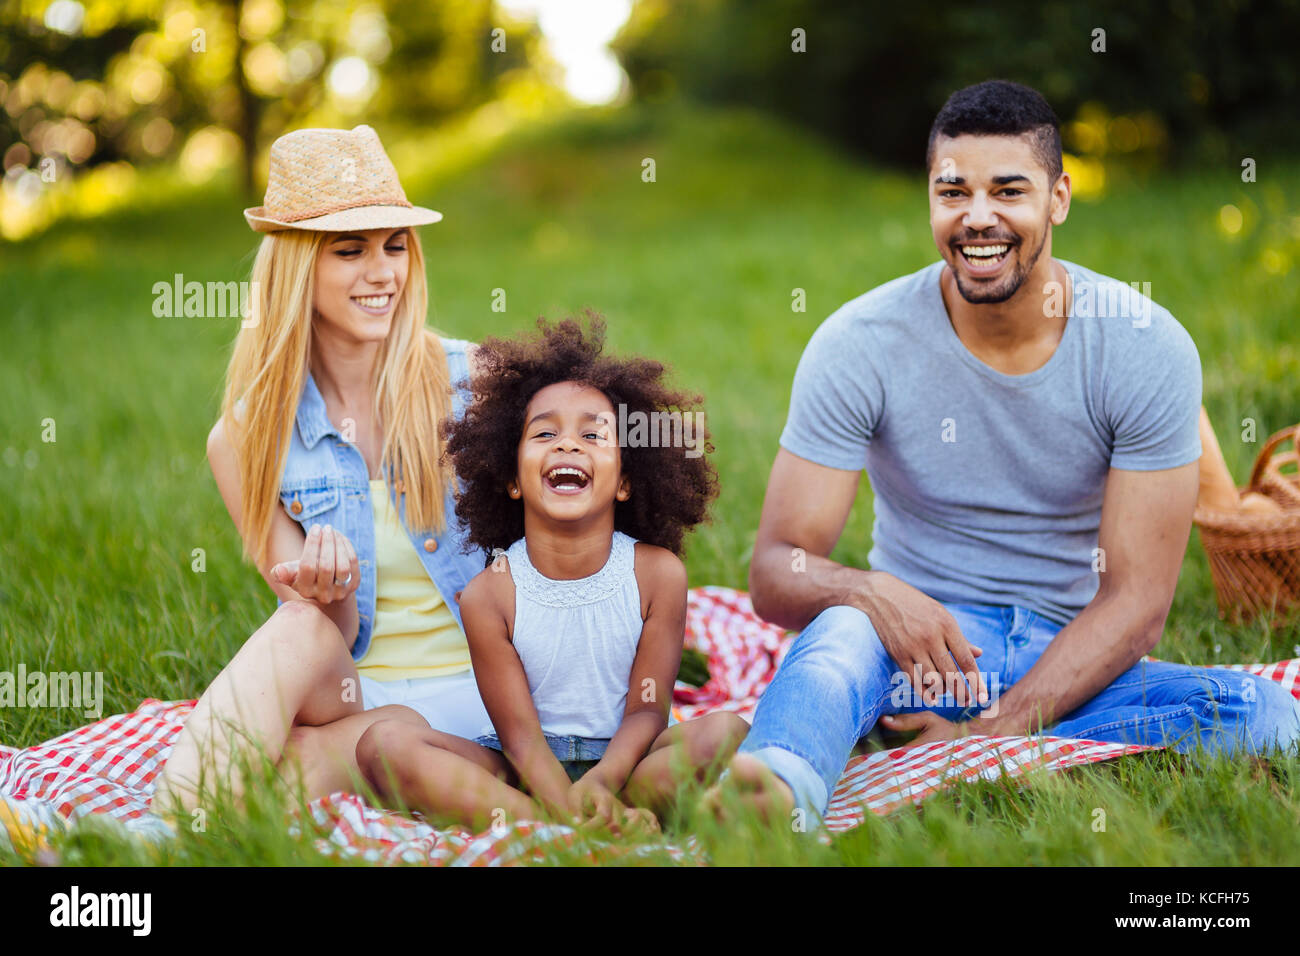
[3,586,1297,863]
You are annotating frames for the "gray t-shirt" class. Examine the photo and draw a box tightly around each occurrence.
[779,258,1202,625]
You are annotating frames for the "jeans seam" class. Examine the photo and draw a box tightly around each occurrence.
[1058,704,1195,739]
[1106,671,1226,691]
[1009,606,1032,641]
[1002,633,1016,693]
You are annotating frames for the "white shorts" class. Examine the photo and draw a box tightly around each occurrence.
[358,670,492,741]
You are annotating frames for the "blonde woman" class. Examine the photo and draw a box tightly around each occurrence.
[155,126,490,813]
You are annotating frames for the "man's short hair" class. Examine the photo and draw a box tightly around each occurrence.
[926,80,1063,184]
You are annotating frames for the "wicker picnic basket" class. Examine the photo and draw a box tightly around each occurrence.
[1194,424,1300,624]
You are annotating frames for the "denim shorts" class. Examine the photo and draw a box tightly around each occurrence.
[474,733,610,783]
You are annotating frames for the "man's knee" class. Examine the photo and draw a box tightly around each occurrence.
[777,604,891,695]
[1244,678,1300,753]
[803,604,878,644]
[796,605,885,660]
[1196,673,1300,754]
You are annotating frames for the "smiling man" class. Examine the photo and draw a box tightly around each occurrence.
[717,80,1300,823]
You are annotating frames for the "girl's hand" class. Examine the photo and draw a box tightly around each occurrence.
[618,806,660,836]
[566,780,660,836]
[270,524,360,605]
[567,777,621,829]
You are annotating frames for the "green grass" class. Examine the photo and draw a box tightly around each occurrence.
[2,102,1299,865]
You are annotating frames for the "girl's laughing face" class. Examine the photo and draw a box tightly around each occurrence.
[510,381,630,525]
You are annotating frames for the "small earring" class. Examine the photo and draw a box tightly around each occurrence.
[508,483,520,498]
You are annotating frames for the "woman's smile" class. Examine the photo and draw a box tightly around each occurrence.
[351,292,395,316]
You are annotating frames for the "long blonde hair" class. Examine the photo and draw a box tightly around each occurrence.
[221,228,453,568]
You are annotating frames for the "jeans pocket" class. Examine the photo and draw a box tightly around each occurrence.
[1184,672,1236,728]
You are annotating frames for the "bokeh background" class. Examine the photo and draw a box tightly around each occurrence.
[3,1,1300,864]
[5,0,1299,238]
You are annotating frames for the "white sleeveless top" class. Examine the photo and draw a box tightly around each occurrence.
[505,531,643,739]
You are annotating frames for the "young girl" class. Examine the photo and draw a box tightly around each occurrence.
[356,317,748,832]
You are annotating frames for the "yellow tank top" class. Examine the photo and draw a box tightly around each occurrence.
[356,478,472,681]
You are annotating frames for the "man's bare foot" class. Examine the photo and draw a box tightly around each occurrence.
[701,753,797,824]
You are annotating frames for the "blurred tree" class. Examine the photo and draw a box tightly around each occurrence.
[614,0,1300,169]
[1,0,541,198]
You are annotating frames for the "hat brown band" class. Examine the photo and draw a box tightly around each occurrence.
[277,194,414,223]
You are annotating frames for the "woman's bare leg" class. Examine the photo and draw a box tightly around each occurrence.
[357,721,538,830]
[278,704,431,800]
[624,712,750,816]
[155,600,364,814]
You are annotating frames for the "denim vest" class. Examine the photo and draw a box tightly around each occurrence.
[277,336,487,661]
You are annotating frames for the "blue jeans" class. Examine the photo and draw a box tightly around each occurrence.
[739,603,1300,819]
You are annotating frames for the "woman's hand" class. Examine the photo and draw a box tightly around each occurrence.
[270,523,361,605]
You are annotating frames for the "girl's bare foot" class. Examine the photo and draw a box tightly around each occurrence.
[701,753,796,824]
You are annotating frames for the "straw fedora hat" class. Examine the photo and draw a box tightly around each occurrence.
[243,124,442,233]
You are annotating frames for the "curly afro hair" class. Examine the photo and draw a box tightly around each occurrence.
[443,314,719,564]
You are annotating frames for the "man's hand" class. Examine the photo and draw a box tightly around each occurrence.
[860,572,988,707]
[749,450,989,707]
[972,463,1199,738]
[879,711,971,749]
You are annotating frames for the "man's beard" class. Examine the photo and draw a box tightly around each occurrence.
[951,227,1047,305]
